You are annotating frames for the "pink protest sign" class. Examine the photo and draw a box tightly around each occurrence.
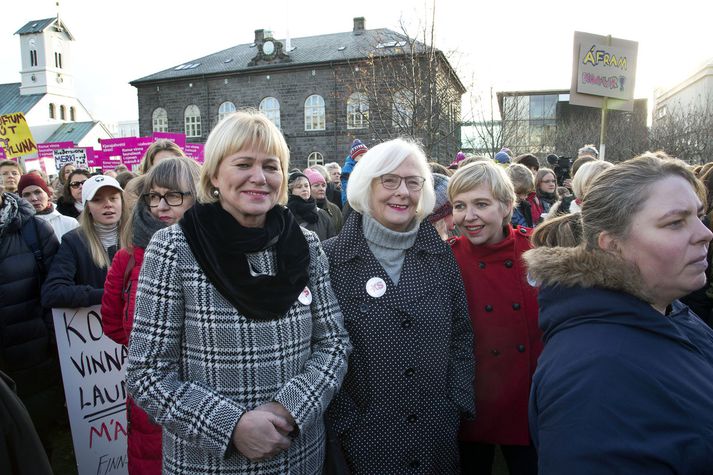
[100,137,137,153]
[121,137,154,169]
[152,132,186,148]
[38,141,74,159]
[101,152,123,171]
[184,143,205,164]
[83,148,98,168]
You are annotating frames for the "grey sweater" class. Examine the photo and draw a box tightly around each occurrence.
[362,213,419,285]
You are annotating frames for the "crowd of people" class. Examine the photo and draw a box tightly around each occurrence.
[1,108,713,475]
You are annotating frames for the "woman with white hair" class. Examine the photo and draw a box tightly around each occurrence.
[323,138,474,473]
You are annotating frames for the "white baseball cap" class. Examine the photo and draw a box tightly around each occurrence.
[82,175,123,205]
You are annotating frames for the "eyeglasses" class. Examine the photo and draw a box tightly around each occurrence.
[69,180,87,189]
[142,191,191,207]
[379,174,426,191]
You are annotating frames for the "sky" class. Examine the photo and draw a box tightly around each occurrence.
[1,0,711,125]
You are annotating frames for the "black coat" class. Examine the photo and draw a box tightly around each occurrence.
[0,196,60,398]
[323,213,474,474]
[55,196,81,219]
[41,227,115,308]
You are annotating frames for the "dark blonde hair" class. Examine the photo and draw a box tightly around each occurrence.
[448,161,516,224]
[531,213,583,248]
[138,139,186,174]
[507,163,535,197]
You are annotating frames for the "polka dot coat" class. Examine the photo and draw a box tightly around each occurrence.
[323,213,475,474]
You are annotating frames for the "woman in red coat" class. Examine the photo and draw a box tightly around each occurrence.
[102,157,199,474]
[447,161,542,475]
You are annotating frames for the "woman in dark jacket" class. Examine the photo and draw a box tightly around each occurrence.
[0,191,63,456]
[525,152,713,474]
[286,171,336,240]
[56,169,90,219]
[323,138,474,474]
[42,175,128,308]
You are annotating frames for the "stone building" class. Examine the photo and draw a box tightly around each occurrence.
[131,18,465,167]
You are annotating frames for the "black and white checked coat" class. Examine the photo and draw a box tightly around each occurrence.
[323,213,475,474]
[126,224,351,475]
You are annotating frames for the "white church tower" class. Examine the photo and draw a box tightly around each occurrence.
[16,16,76,98]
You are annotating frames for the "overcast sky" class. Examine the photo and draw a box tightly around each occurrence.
[1,0,710,124]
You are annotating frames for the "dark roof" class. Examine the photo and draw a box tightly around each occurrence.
[15,18,75,40]
[132,28,437,84]
[0,82,45,115]
[44,121,98,144]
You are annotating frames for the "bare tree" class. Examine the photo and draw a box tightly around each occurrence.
[462,85,503,159]
[650,94,713,164]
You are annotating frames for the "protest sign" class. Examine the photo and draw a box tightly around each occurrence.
[53,306,128,475]
[0,112,37,158]
[53,148,88,170]
[38,141,74,159]
[152,131,186,148]
[121,137,154,169]
[184,143,205,164]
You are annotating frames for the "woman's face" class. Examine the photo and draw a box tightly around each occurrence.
[21,185,50,212]
[210,148,283,228]
[63,165,76,181]
[69,174,89,202]
[539,172,557,194]
[609,176,713,312]
[370,156,422,232]
[292,177,311,200]
[86,187,123,226]
[310,181,327,200]
[148,185,194,225]
[452,183,511,246]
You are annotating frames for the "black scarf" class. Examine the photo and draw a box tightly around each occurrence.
[538,190,557,206]
[180,202,310,320]
[132,201,167,249]
[287,195,319,224]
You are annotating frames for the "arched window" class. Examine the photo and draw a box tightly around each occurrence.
[307,152,324,167]
[218,101,236,122]
[184,105,202,138]
[304,94,325,131]
[259,97,281,129]
[152,108,168,132]
[59,105,66,121]
[347,92,369,129]
[392,90,413,129]
[69,106,76,121]
[49,103,55,119]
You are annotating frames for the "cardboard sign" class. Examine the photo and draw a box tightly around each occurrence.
[0,112,37,158]
[152,131,186,148]
[53,306,128,475]
[53,148,88,171]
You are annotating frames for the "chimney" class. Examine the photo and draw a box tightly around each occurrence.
[254,29,264,43]
[353,17,365,34]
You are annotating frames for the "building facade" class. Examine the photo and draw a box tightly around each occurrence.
[131,18,465,167]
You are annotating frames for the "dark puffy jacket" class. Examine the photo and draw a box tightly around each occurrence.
[41,227,115,309]
[0,196,60,398]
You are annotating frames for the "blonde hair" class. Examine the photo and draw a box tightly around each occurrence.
[531,213,583,248]
[138,139,186,174]
[507,163,535,197]
[198,109,290,205]
[582,152,705,249]
[448,161,516,223]
[572,160,614,200]
[80,191,129,268]
[346,138,435,221]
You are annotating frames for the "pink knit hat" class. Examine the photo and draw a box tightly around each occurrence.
[303,168,326,185]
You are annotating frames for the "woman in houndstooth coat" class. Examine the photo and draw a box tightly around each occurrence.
[126,110,351,475]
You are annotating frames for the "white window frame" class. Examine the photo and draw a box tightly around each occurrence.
[259,97,281,129]
[347,92,369,129]
[304,94,326,131]
[152,108,168,132]
[307,152,324,167]
[218,101,236,122]
[184,105,202,138]
[392,90,413,128]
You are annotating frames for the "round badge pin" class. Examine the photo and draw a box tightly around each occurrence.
[366,277,387,298]
[298,287,313,305]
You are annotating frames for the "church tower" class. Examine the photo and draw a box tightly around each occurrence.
[15,16,75,97]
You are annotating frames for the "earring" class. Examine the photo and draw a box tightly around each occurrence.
[212,188,220,198]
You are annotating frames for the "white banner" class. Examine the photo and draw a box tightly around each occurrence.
[53,147,88,171]
[53,306,129,475]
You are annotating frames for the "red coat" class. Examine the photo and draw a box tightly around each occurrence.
[102,247,162,475]
[450,226,543,445]
[526,192,546,225]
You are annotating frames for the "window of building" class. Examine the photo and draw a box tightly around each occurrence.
[259,97,281,129]
[218,101,236,122]
[347,92,369,129]
[392,90,413,128]
[54,52,63,69]
[69,106,75,121]
[307,152,324,167]
[304,94,326,131]
[59,105,66,120]
[530,95,557,120]
[49,103,55,119]
[152,108,168,132]
[184,105,202,137]
[30,50,38,67]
